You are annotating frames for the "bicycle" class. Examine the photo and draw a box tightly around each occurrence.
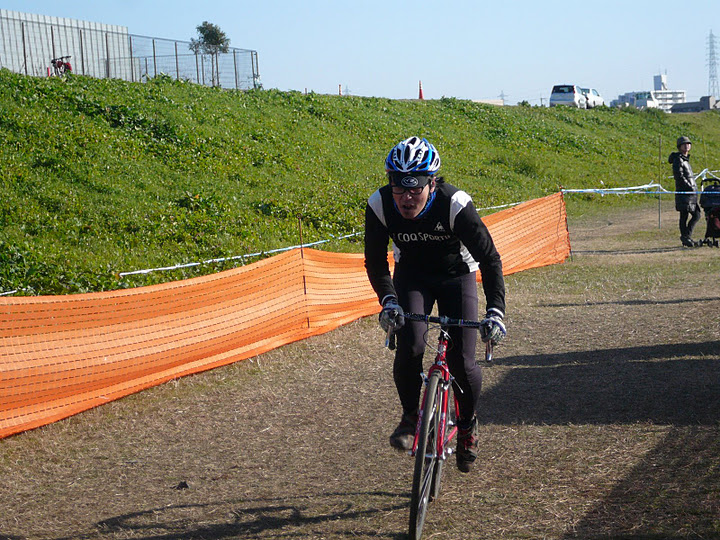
[49,56,72,77]
[385,312,493,540]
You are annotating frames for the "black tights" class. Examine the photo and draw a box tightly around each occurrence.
[392,269,481,423]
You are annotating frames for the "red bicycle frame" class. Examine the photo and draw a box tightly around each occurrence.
[410,330,458,459]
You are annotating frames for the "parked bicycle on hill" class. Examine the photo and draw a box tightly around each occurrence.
[385,312,495,540]
[49,56,72,77]
[364,136,507,473]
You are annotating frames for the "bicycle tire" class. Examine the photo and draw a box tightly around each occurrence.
[430,387,453,501]
[409,371,442,540]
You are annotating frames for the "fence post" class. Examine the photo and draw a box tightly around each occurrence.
[658,135,662,228]
[213,54,218,87]
[233,49,238,89]
[51,26,56,61]
[105,32,110,78]
[152,39,157,77]
[79,29,85,75]
[195,51,199,84]
[21,22,28,75]
[175,41,179,80]
[129,35,134,82]
[252,51,260,89]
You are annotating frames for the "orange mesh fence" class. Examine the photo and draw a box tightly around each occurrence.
[482,191,570,277]
[0,192,570,439]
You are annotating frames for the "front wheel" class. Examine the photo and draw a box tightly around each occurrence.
[430,388,453,500]
[409,371,442,540]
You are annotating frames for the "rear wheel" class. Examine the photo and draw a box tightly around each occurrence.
[409,371,442,540]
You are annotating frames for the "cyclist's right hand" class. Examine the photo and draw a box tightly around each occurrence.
[379,297,405,331]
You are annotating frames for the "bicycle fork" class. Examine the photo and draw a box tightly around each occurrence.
[437,378,457,460]
[411,372,457,460]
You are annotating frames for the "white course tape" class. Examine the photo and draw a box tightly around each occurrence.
[561,181,665,195]
[477,201,524,211]
[118,231,363,277]
[562,169,720,196]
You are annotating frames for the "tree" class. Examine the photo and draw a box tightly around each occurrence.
[189,21,230,87]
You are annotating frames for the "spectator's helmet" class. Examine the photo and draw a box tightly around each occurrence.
[677,136,692,148]
[385,137,441,174]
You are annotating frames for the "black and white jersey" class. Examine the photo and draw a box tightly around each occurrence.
[364,181,505,314]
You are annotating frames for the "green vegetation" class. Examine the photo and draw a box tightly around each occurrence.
[2,68,719,295]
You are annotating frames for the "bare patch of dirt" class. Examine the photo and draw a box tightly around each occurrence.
[1,201,718,539]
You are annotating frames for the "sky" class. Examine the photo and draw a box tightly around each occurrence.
[3,0,719,104]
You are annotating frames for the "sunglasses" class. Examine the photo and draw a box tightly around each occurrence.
[391,185,427,195]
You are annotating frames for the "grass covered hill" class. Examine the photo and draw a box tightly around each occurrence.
[1,68,719,295]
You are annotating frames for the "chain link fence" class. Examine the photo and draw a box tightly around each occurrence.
[0,10,260,90]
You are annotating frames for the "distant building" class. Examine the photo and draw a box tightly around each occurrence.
[652,73,686,112]
[671,95,719,113]
[610,73,685,112]
[611,91,660,109]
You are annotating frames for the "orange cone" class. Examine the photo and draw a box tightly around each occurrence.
[418,81,424,100]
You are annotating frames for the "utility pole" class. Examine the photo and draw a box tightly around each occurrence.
[498,90,507,105]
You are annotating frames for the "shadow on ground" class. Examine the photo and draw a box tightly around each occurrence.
[482,340,720,426]
[572,247,689,255]
[484,341,720,539]
[76,492,409,540]
[563,426,720,539]
[543,296,720,308]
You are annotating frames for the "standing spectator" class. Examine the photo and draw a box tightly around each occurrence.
[669,136,701,247]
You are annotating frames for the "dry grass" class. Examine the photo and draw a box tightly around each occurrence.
[1,200,718,540]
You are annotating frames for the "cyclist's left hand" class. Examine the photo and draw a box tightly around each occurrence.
[481,309,506,344]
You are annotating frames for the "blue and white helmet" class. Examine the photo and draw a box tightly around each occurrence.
[385,137,441,174]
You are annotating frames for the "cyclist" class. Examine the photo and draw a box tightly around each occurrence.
[364,136,506,473]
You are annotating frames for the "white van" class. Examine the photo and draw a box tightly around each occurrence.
[549,85,587,108]
[580,88,604,108]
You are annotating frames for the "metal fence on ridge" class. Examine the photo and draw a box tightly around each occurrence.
[0,10,260,90]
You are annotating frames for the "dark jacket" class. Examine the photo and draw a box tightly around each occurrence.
[669,151,698,211]
[364,180,505,315]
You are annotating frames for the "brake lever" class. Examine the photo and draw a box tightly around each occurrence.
[476,322,494,366]
[385,325,396,350]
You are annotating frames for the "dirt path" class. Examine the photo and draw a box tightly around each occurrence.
[1,201,718,539]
